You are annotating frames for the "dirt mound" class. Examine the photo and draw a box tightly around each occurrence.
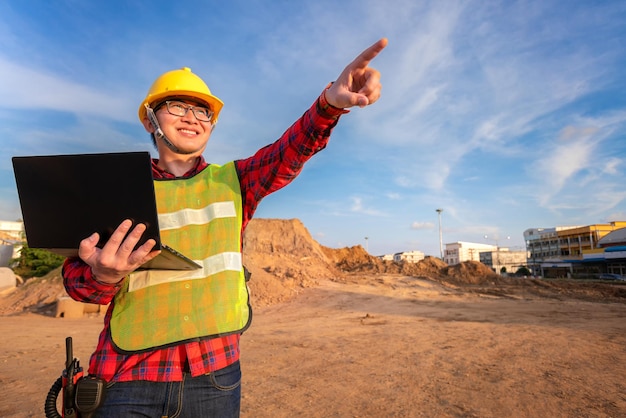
[441,260,502,284]
[398,256,448,276]
[321,244,385,272]
[243,218,340,306]
[2,218,624,316]
[320,245,448,277]
[0,267,65,316]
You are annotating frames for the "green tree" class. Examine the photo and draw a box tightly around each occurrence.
[12,244,65,278]
[515,266,532,276]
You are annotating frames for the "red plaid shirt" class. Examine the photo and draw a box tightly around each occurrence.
[63,92,348,382]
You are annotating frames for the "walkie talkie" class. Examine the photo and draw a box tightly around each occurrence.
[62,337,83,417]
[45,337,107,418]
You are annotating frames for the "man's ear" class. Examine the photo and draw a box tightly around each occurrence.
[142,117,155,133]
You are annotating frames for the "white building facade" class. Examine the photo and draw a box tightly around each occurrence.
[0,220,24,266]
[444,241,497,265]
[393,250,425,263]
[479,249,528,274]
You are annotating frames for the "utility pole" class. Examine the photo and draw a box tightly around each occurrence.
[484,234,510,274]
[436,208,444,260]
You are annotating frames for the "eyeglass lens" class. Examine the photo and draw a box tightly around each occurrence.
[166,101,213,122]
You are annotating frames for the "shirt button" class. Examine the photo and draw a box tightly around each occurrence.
[183,316,189,321]
[185,283,191,289]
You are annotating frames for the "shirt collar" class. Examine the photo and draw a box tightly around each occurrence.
[151,156,208,179]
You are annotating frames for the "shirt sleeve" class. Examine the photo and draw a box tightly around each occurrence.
[235,90,349,231]
[62,257,121,304]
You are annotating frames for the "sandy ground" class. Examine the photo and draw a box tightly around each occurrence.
[1,274,625,418]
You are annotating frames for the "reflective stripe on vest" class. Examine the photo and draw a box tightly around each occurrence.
[110,162,251,353]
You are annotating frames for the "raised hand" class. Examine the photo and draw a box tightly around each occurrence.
[325,38,388,109]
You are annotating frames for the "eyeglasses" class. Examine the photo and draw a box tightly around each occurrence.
[162,100,214,122]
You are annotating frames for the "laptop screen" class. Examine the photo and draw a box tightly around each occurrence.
[12,152,162,256]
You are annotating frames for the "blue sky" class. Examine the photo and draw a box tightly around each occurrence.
[1,0,625,257]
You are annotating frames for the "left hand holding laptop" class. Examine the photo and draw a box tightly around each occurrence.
[78,219,161,285]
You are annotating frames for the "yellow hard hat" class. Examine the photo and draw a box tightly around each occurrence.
[138,67,224,124]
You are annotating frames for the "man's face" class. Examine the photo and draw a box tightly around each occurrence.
[144,98,214,156]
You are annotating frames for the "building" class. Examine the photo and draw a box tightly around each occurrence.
[0,221,24,240]
[597,229,626,276]
[0,220,25,267]
[393,250,425,263]
[444,241,497,265]
[479,248,528,275]
[524,221,626,278]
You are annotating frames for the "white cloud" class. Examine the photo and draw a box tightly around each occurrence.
[603,158,621,175]
[350,196,387,217]
[411,222,434,230]
[0,56,135,122]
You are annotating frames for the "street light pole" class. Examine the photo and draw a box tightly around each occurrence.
[364,237,369,253]
[436,208,443,260]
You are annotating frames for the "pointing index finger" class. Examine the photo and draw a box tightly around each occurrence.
[350,38,388,69]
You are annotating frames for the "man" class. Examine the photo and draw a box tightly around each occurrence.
[63,38,387,417]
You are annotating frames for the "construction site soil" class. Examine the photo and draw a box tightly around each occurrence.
[1,218,625,417]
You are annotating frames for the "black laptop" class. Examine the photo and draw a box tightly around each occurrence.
[12,151,201,270]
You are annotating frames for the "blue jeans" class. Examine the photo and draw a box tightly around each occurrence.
[95,361,241,417]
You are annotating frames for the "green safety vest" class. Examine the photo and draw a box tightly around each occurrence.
[110,162,251,353]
